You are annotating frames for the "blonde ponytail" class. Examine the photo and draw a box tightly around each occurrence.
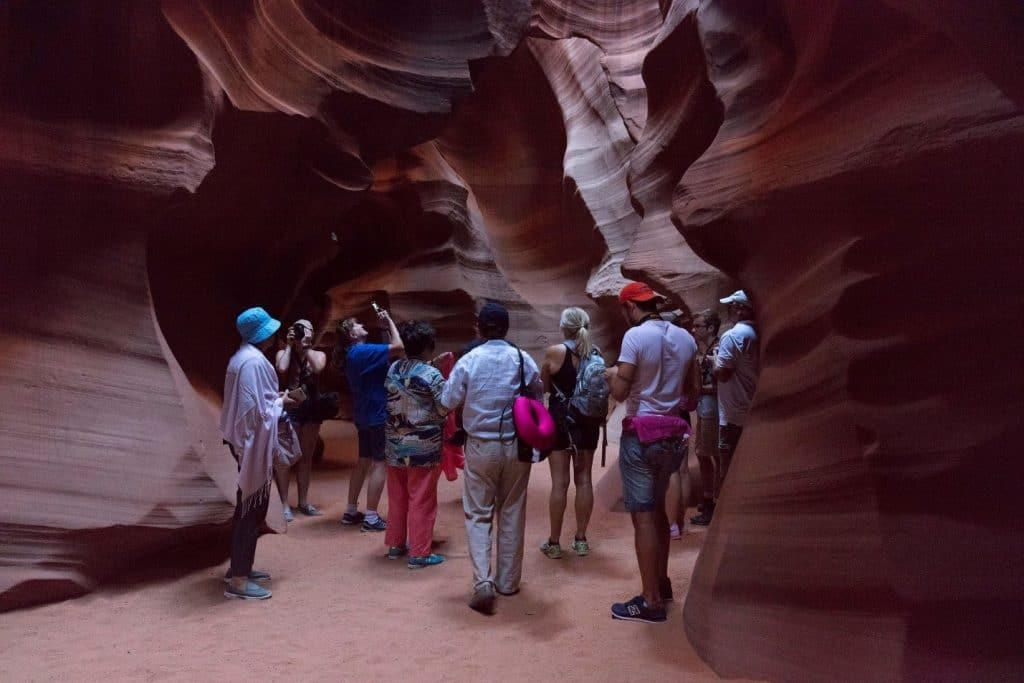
[559,307,593,358]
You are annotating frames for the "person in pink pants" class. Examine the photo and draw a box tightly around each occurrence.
[383,320,450,568]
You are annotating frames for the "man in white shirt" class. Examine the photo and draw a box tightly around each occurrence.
[441,302,542,615]
[715,290,760,487]
[605,282,699,624]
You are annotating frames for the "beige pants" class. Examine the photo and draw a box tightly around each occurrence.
[462,437,532,593]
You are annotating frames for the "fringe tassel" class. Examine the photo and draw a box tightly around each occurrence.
[239,479,271,517]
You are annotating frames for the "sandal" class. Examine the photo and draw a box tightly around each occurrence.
[296,503,322,517]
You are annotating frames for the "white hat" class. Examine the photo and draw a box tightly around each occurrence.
[720,290,751,307]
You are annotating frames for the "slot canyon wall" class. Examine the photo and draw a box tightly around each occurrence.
[0,1,1020,681]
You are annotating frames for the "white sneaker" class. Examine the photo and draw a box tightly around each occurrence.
[282,505,294,523]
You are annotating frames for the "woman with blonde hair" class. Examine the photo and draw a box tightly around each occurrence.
[539,307,604,558]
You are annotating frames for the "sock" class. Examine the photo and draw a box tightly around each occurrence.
[346,503,358,515]
[365,510,380,524]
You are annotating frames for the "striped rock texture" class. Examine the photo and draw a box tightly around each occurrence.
[1,1,1021,680]
[675,2,1023,681]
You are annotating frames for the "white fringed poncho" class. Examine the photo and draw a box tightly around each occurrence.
[220,343,285,514]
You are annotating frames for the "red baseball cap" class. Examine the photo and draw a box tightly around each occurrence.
[618,282,664,305]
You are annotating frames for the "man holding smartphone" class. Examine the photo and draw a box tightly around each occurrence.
[334,306,405,531]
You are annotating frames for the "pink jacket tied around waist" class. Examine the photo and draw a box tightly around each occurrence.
[622,414,691,445]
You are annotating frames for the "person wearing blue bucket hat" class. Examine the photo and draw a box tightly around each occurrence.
[219,306,298,600]
[235,306,281,345]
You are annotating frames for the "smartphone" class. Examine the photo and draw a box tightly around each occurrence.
[370,302,383,315]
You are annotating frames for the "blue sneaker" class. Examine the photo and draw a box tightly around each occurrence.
[224,581,272,601]
[387,545,408,560]
[611,595,666,624]
[407,553,444,569]
[361,517,387,532]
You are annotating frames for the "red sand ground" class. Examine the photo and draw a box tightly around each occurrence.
[1,422,756,682]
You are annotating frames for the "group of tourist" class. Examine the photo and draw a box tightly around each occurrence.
[219,282,760,623]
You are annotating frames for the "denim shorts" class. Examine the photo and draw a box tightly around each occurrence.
[619,431,686,512]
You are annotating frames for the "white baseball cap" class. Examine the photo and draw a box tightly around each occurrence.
[719,290,751,307]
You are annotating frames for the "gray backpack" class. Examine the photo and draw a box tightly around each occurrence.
[562,343,610,420]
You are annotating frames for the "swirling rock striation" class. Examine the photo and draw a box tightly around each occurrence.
[676,1,1024,681]
[1,4,1020,682]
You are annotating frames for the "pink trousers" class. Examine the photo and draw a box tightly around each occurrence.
[385,464,441,557]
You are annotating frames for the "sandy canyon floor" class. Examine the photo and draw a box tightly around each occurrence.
[1,423,757,682]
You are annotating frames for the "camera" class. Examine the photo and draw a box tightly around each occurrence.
[371,301,384,317]
[291,323,307,340]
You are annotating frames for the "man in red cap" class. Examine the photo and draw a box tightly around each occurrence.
[605,283,699,623]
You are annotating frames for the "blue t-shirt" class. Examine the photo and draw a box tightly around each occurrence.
[345,343,390,428]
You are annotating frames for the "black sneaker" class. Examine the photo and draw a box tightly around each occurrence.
[361,517,387,532]
[611,595,666,624]
[341,511,365,526]
[690,504,715,527]
[469,584,496,615]
[660,576,673,603]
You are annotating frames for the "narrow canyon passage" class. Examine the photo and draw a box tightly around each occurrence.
[1,1,1021,681]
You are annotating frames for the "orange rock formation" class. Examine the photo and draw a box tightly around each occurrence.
[1,1,1020,680]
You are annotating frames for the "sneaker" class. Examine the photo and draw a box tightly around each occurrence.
[296,503,322,517]
[222,569,271,584]
[572,538,590,557]
[540,541,562,559]
[341,510,365,526]
[386,545,408,560]
[690,509,713,526]
[282,505,294,523]
[496,586,520,596]
[361,517,387,532]
[468,584,496,615]
[669,523,682,540]
[610,595,666,624]
[224,581,272,601]
[660,576,674,603]
[407,553,445,569]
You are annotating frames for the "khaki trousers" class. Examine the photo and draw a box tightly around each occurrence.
[462,437,531,593]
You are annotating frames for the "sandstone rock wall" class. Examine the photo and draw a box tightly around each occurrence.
[1,1,1021,680]
[675,2,1024,681]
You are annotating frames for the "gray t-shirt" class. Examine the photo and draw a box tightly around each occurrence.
[617,320,697,418]
[716,321,759,426]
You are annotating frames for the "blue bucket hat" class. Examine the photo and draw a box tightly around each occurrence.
[236,307,281,344]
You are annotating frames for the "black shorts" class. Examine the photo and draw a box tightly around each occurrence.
[357,424,386,461]
[548,400,601,452]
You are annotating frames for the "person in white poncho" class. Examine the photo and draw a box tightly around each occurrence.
[220,307,299,601]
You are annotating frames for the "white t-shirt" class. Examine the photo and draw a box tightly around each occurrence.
[716,321,759,426]
[617,320,697,418]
